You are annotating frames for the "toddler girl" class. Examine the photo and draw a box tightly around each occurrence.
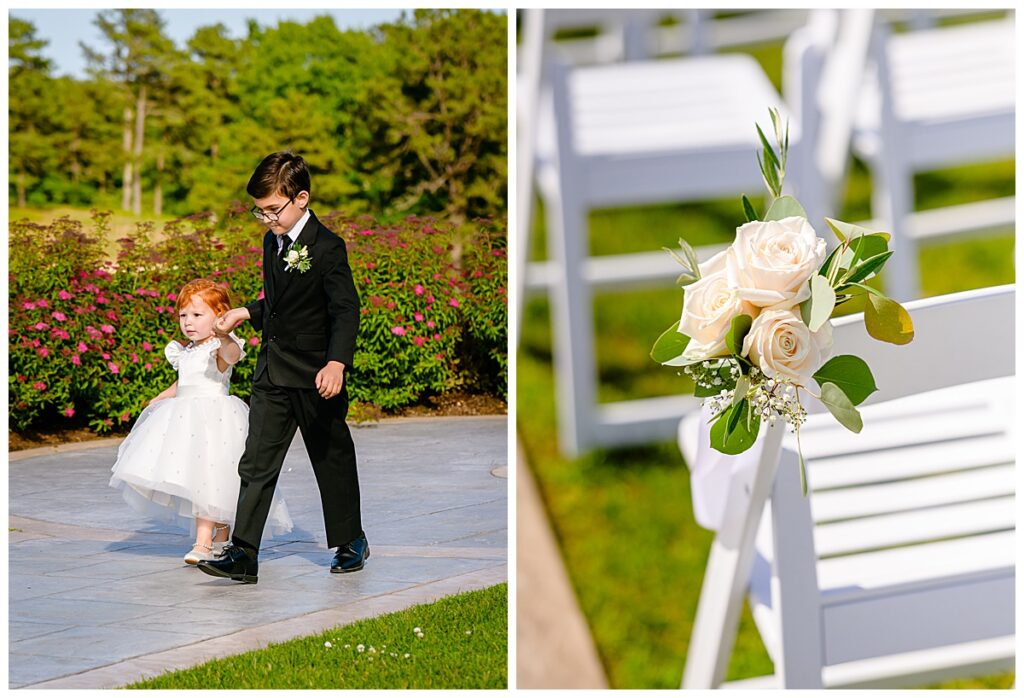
[109,278,292,564]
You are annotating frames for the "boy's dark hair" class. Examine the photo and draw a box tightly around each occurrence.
[247,152,311,200]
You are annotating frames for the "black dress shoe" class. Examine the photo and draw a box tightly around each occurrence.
[196,544,259,583]
[331,535,369,573]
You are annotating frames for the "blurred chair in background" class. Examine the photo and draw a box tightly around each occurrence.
[852,14,1015,301]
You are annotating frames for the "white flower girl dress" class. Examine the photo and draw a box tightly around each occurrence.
[109,335,293,537]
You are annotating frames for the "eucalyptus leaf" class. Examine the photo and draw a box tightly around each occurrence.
[813,355,877,405]
[742,195,758,222]
[865,294,915,345]
[826,218,890,244]
[725,314,753,357]
[799,296,812,325]
[710,399,760,455]
[819,382,863,433]
[848,234,889,265]
[807,274,836,332]
[764,195,807,222]
[651,320,691,363]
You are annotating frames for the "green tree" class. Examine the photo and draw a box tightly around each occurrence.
[348,10,508,224]
[9,18,57,207]
[82,9,178,214]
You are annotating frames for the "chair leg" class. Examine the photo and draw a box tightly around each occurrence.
[545,186,597,457]
[871,155,919,302]
[682,425,786,688]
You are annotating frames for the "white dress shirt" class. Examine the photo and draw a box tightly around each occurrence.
[277,208,311,255]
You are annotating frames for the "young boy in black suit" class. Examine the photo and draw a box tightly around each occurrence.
[198,152,368,583]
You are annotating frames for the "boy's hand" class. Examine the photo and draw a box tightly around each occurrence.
[216,307,250,333]
[315,361,345,399]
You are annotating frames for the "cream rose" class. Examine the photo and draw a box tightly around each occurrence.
[731,216,826,310]
[741,308,833,386]
[677,248,757,362]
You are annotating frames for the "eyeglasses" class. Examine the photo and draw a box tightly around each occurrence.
[250,196,296,222]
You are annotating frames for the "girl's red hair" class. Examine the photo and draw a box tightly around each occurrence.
[175,278,232,317]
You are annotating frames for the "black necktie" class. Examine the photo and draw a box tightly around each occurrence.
[278,237,293,260]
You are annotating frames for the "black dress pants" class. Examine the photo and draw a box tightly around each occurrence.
[231,370,362,552]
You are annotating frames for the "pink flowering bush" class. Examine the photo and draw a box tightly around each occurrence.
[9,209,507,432]
[460,220,508,397]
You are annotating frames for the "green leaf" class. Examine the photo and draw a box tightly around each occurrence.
[799,296,813,325]
[725,314,753,357]
[741,195,758,223]
[757,152,780,197]
[813,355,877,406]
[650,320,690,363]
[662,245,688,268]
[865,294,915,345]
[844,250,893,285]
[678,238,701,280]
[764,195,807,221]
[848,233,889,265]
[710,399,761,455]
[839,280,886,298]
[756,123,780,171]
[807,274,836,332]
[825,218,891,244]
[818,242,845,280]
[732,374,750,407]
[819,382,863,433]
[795,425,808,496]
[676,272,699,287]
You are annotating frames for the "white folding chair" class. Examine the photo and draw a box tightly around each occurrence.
[680,284,1015,688]
[852,15,1016,301]
[529,10,873,456]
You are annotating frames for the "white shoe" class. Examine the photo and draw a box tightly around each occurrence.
[184,544,216,565]
[212,524,231,558]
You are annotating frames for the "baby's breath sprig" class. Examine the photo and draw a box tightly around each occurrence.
[683,358,742,393]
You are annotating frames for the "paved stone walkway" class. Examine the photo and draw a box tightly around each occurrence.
[8,416,507,689]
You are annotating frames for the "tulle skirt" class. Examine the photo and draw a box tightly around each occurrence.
[109,392,293,538]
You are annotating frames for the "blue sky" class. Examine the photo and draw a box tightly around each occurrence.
[11,9,407,79]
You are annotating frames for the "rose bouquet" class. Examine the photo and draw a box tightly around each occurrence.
[651,110,914,493]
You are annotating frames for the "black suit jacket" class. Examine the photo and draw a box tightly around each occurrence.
[245,210,360,388]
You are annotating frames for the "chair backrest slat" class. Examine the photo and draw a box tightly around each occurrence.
[806,285,1014,414]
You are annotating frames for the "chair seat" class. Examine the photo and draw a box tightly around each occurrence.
[853,18,1014,165]
[749,376,1015,667]
[535,55,797,206]
[565,55,792,155]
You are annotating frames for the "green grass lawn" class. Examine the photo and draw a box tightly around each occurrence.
[127,584,507,689]
[519,35,1015,689]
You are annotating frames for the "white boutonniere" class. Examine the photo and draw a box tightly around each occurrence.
[284,244,312,273]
